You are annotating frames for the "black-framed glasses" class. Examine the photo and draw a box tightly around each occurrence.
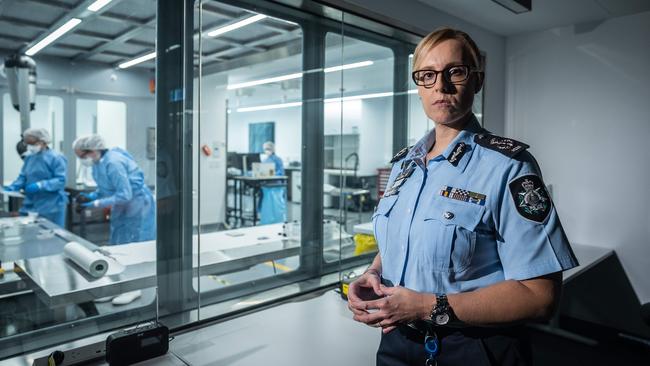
[411,65,479,88]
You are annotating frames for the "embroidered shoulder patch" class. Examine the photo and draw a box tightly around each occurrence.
[390,146,411,163]
[509,174,551,223]
[474,134,529,158]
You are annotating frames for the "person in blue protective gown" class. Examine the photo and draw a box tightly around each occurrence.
[4,128,68,226]
[73,135,156,245]
[347,28,579,366]
[258,141,286,225]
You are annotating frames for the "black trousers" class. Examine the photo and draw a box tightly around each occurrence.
[376,324,532,366]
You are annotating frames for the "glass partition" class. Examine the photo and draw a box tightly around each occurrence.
[323,33,395,263]
[0,0,157,358]
[0,0,436,360]
[193,0,303,304]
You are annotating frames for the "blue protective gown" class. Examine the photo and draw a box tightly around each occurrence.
[92,148,156,244]
[259,153,286,225]
[6,149,68,226]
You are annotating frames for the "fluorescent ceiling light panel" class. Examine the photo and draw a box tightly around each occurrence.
[25,18,82,56]
[118,51,156,69]
[237,101,302,113]
[324,91,394,103]
[227,72,302,90]
[237,89,409,113]
[323,60,373,73]
[87,0,112,12]
[227,60,373,90]
[208,14,267,37]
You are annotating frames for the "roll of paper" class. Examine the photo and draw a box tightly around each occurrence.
[63,241,108,278]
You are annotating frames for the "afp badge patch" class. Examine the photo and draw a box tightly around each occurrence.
[509,174,551,223]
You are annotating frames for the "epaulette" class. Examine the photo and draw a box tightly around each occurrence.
[474,133,529,158]
[389,146,411,163]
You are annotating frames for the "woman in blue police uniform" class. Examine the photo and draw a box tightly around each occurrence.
[347,28,578,366]
[4,128,68,226]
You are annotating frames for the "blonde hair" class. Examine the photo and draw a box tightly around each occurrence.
[412,27,483,71]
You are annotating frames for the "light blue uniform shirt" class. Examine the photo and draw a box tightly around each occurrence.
[373,115,578,294]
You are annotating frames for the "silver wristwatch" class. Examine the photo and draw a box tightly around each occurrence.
[430,293,452,326]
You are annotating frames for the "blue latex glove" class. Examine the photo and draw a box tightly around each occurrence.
[81,200,99,208]
[3,185,14,192]
[78,192,98,201]
[25,182,41,194]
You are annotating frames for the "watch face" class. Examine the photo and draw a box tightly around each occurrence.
[435,313,450,325]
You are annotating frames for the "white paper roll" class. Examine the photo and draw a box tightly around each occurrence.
[63,241,109,278]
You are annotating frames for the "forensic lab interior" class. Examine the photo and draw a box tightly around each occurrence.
[0,0,648,365]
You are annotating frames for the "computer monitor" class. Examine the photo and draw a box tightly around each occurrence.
[227,152,242,170]
[242,153,261,173]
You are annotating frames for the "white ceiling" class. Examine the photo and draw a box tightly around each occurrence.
[416,0,650,36]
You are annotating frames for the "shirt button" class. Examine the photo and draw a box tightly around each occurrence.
[443,211,454,220]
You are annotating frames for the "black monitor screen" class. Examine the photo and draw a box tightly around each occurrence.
[227,152,243,170]
[243,153,261,171]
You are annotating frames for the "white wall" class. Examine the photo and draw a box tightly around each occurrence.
[228,107,302,164]
[2,94,64,184]
[323,0,507,135]
[505,11,650,302]
[193,73,228,226]
[228,97,394,176]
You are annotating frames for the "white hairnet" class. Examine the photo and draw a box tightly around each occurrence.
[23,128,51,144]
[263,141,275,152]
[73,134,106,151]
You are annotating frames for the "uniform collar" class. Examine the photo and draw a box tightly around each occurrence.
[405,114,485,172]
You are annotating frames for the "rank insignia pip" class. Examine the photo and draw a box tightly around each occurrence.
[390,146,411,163]
[384,164,416,197]
[448,142,467,166]
[508,174,551,223]
[439,186,486,206]
[474,134,529,158]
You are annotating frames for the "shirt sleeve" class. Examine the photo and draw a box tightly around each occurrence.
[495,153,579,280]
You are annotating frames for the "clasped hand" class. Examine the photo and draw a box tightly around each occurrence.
[347,272,427,334]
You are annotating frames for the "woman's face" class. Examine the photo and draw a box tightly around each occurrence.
[416,39,478,127]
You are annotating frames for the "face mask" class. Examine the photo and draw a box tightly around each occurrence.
[27,144,42,154]
[264,149,273,156]
[80,157,95,167]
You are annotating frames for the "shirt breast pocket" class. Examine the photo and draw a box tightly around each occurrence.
[423,198,485,273]
[372,195,399,255]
